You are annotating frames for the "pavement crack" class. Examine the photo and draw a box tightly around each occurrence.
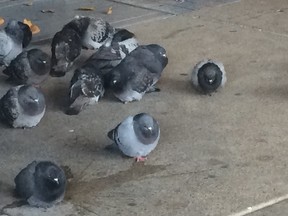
[74,160,96,183]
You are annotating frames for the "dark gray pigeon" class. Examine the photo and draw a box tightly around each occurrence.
[191,59,227,94]
[66,64,104,115]
[3,49,51,85]
[50,17,90,77]
[80,16,115,50]
[108,44,168,103]
[0,85,46,128]
[14,161,66,208]
[0,20,30,66]
[107,113,160,162]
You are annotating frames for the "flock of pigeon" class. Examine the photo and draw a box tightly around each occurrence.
[0,16,227,208]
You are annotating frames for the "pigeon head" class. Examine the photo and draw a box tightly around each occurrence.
[34,161,66,202]
[18,85,45,116]
[146,44,168,68]
[17,21,32,48]
[197,62,223,93]
[133,113,160,145]
[64,16,90,37]
[5,20,25,43]
[109,71,125,92]
[28,49,51,75]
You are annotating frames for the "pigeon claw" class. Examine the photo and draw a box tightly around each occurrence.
[135,156,147,162]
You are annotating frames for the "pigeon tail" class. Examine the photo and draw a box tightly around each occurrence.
[2,67,11,76]
[107,129,115,140]
[50,59,70,77]
[146,86,161,93]
[66,95,91,115]
[66,106,81,115]
[50,70,66,77]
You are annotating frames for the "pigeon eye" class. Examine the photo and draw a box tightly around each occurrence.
[144,126,152,131]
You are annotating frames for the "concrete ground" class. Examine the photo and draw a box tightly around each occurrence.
[1,0,288,215]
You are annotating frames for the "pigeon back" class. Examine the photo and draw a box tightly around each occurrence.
[14,161,37,199]
[3,51,30,84]
[82,18,115,49]
[0,87,19,125]
[63,16,90,37]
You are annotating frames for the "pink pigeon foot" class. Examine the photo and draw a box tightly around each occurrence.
[135,156,147,162]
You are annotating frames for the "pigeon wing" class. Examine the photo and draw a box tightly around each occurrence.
[0,88,19,124]
[3,51,29,83]
[14,161,37,199]
[128,62,154,93]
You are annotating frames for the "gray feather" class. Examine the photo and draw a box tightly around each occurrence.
[109,44,168,103]
[67,65,104,115]
[14,161,66,208]
[107,113,160,158]
[0,85,46,128]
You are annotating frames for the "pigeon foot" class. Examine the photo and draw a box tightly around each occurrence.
[135,156,147,162]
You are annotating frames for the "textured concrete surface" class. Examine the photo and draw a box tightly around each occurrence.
[0,0,169,41]
[250,200,288,216]
[0,0,238,41]
[1,0,288,215]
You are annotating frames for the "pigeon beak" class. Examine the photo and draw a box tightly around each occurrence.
[208,79,213,84]
[33,98,39,103]
[53,178,59,184]
[147,126,153,131]
[113,80,117,84]
[42,60,46,64]
[162,53,167,58]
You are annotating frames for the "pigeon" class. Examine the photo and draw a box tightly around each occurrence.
[14,161,66,208]
[50,16,90,77]
[0,85,46,128]
[66,64,104,115]
[0,20,31,66]
[86,28,139,86]
[107,113,160,162]
[191,59,227,94]
[3,49,51,85]
[108,44,168,103]
[65,29,138,115]
[81,16,115,50]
